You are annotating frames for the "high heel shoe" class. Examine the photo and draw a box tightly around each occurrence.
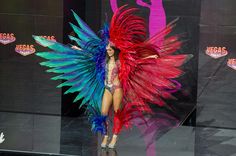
[101,135,109,148]
[108,135,118,149]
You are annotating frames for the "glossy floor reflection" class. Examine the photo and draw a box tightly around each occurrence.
[0,112,236,156]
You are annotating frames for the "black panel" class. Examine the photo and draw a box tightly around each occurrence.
[164,0,201,17]
[61,0,86,116]
[61,0,102,117]
[197,0,236,129]
[0,0,63,16]
[0,0,63,115]
[201,0,236,25]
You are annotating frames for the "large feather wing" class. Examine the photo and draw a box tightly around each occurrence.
[119,24,191,113]
[109,7,192,134]
[109,5,146,50]
[33,11,107,112]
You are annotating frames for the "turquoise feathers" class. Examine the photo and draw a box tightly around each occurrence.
[33,10,108,134]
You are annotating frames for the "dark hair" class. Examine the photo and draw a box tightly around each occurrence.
[106,45,120,63]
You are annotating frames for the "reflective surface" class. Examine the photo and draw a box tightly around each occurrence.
[0,112,235,156]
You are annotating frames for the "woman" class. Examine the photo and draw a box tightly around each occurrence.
[33,6,191,152]
[101,43,122,148]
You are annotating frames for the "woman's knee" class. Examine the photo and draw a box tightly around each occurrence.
[113,107,120,113]
[101,109,109,116]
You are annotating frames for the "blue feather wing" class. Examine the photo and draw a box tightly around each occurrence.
[33,37,106,112]
[33,11,110,134]
[33,10,107,111]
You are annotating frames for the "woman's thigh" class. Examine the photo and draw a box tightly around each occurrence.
[113,88,123,112]
[101,89,113,115]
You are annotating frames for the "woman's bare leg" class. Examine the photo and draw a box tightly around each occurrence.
[101,89,113,116]
[113,88,123,112]
[109,88,123,147]
[101,89,113,147]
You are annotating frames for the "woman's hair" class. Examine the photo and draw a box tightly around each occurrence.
[106,45,120,63]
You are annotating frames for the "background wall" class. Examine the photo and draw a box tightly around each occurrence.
[196,1,236,155]
[62,0,102,116]
[0,1,64,153]
[197,0,236,129]
[0,0,63,115]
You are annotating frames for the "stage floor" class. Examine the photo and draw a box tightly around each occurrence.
[0,111,235,156]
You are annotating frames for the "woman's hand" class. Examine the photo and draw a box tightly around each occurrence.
[71,45,81,50]
[143,55,159,59]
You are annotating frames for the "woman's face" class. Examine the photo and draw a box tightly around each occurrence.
[106,44,115,57]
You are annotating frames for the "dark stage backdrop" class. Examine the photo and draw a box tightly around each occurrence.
[196,1,236,155]
[0,1,63,115]
[101,0,200,123]
[197,0,236,129]
[62,0,101,117]
[0,1,63,153]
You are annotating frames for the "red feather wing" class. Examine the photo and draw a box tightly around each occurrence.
[109,6,192,133]
[109,5,146,50]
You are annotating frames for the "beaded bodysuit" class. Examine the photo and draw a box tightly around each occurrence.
[105,60,121,94]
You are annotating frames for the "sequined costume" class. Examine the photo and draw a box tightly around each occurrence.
[105,60,121,94]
